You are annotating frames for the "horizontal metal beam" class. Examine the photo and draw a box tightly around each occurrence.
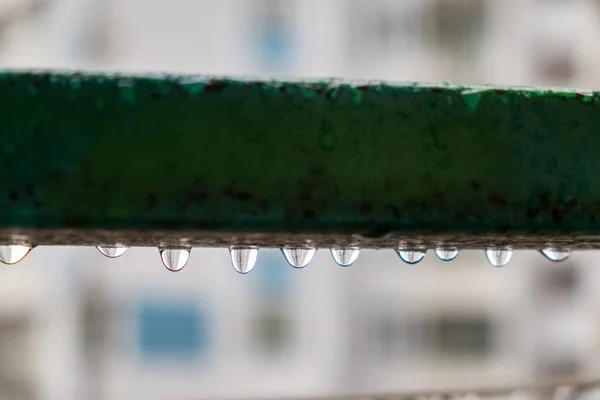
[2,71,600,248]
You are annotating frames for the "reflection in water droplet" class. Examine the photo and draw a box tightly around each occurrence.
[435,248,459,262]
[331,247,360,267]
[485,248,513,267]
[229,247,258,274]
[397,249,426,264]
[159,248,190,272]
[0,245,32,265]
[281,248,316,268]
[97,246,129,258]
[541,248,570,262]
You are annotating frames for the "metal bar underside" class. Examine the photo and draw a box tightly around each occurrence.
[2,70,600,248]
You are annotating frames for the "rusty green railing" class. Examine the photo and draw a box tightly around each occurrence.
[0,71,599,250]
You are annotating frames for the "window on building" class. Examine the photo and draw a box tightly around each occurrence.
[0,0,47,45]
[429,0,485,52]
[533,46,575,84]
[253,0,293,71]
[254,249,293,299]
[370,313,424,361]
[136,301,207,360]
[80,282,110,360]
[544,265,579,294]
[347,0,424,57]
[0,317,34,400]
[428,314,492,359]
[537,358,580,377]
[535,262,580,298]
[252,307,291,356]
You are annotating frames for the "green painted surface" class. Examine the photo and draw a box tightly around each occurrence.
[1,71,600,240]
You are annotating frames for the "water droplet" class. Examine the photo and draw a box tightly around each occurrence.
[397,249,426,264]
[281,248,316,268]
[541,248,570,262]
[0,245,32,265]
[485,248,513,267]
[97,246,129,258]
[331,247,360,267]
[159,248,190,272]
[435,248,459,262]
[229,247,258,274]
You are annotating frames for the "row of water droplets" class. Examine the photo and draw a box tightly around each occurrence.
[0,244,571,271]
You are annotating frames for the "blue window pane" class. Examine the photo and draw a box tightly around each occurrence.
[255,249,292,297]
[259,23,290,67]
[254,1,292,70]
[136,302,206,359]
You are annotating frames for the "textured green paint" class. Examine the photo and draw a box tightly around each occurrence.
[1,71,600,244]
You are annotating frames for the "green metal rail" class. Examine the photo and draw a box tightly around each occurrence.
[1,70,599,249]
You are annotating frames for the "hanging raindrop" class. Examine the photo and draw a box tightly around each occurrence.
[331,247,360,267]
[159,247,191,272]
[540,248,570,262]
[435,248,459,262]
[229,247,258,274]
[0,245,32,265]
[397,249,426,264]
[97,246,129,258]
[281,247,316,268]
[485,248,513,267]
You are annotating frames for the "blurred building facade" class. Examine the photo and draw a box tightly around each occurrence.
[1,1,600,400]
[3,0,600,87]
[4,248,600,400]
